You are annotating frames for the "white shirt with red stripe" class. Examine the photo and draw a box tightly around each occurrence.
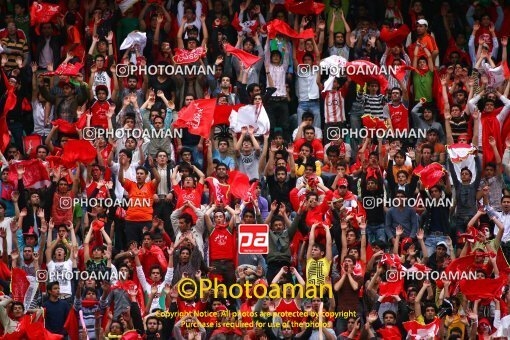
[322,88,347,124]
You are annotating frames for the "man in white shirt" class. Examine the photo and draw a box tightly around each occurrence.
[296,53,321,128]
[486,195,510,260]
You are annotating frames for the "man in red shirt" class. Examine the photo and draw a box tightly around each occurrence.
[293,126,324,161]
[119,159,161,244]
[171,165,205,223]
[384,79,409,133]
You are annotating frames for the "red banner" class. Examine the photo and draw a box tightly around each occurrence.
[224,44,262,68]
[173,99,216,138]
[29,2,60,27]
[8,159,50,189]
[379,25,410,48]
[62,139,97,166]
[173,47,207,64]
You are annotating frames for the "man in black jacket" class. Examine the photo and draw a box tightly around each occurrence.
[34,23,63,70]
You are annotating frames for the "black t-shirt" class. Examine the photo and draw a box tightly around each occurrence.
[148,76,176,100]
[266,175,296,205]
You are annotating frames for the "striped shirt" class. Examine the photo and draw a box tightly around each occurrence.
[356,92,387,117]
[0,36,28,71]
[323,90,346,123]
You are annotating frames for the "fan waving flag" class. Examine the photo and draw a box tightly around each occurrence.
[229,104,270,136]
[393,65,419,82]
[447,143,477,184]
[231,13,259,34]
[205,177,231,204]
[42,62,83,77]
[214,104,245,125]
[224,44,262,68]
[10,268,38,311]
[227,171,251,200]
[8,159,50,189]
[403,318,441,339]
[285,0,325,15]
[173,99,216,138]
[62,139,97,166]
[361,115,389,130]
[346,60,389,93]
[459,275,508,301]
[51,119,78,135]
[267,19,315,40]
[30,2,60,28]
[379,25,410,48]
[415,162,446,189]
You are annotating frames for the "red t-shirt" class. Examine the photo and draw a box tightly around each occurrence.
[388,102,409,132]
[174,183,204,222]
[209,224,235,261]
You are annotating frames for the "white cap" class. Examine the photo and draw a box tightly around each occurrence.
[417,19,429,27]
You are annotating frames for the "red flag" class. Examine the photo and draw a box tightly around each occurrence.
[29,2,60,27]
[42,63,83,77]
[379,253,403,270]
[214,104,245,125]
[61,139,97,166]
[227,170,251,200]
[0,71,16,152]
[26,318,64,340]
[51,119,78,135]
[8,159,50,189]
[284,0,325,15]
[231,13,259,33]
[403,318,441,338]
[224,44,262,68]
[267,19,315,40]
[204,177,231,204]
[1,314,32,339]
[346,60,389,93]
[64,308,80,340]
[481,109,504,166]
[393,65,419,82]
[376,325,401,339]
[0,260,10,281]
[379,279,404,297]
[74,113,88,130]
[459,276,508,301]
[379,25,410,48]
[432,69,446,116]
[121,330,141,340]
[173,99,216,139]
[416,162,445,189]
[10,268,29,303]
[172,47,207,64]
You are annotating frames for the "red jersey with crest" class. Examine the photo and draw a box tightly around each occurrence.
[89,100,111,128]
[173,183,204,223]
[209,224,235,261]
[387,102,409,132]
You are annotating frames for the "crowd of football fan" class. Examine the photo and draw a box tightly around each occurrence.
[0,0,510,339]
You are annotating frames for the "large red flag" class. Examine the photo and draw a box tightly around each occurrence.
[403,318,441,339]
[214,104,245,125]
[459,275,508,301]
[138,245,168,279]
[346,60,389,93]
[62,139,97,166]
[231,13,259,34]
[379,279,404,297]
[173,99,216,139]
[26,318,64,340]
[415,162,446,189]
[267,19,315,40]
[204,177,231,204]
[29,2,60,28]
[227,170,251,200]
[0,70,16,152]
[172,47,207,65]
[284,0,325,15]
[379,25,410,48]
[393,65,419,82]
[224,44,262,68]
[8,159,50,189]
[10,268,29,303]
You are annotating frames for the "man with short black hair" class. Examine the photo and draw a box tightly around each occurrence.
[43,282,71,335]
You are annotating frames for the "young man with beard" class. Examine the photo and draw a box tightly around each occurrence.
[328,10,352,60]
[40,78,88,123]
[212,75,240,104]
[118,74,147,108]
[384,81,409,133]
[171,201,206,258]
[360,166,385,244]
[426,239,454,273]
